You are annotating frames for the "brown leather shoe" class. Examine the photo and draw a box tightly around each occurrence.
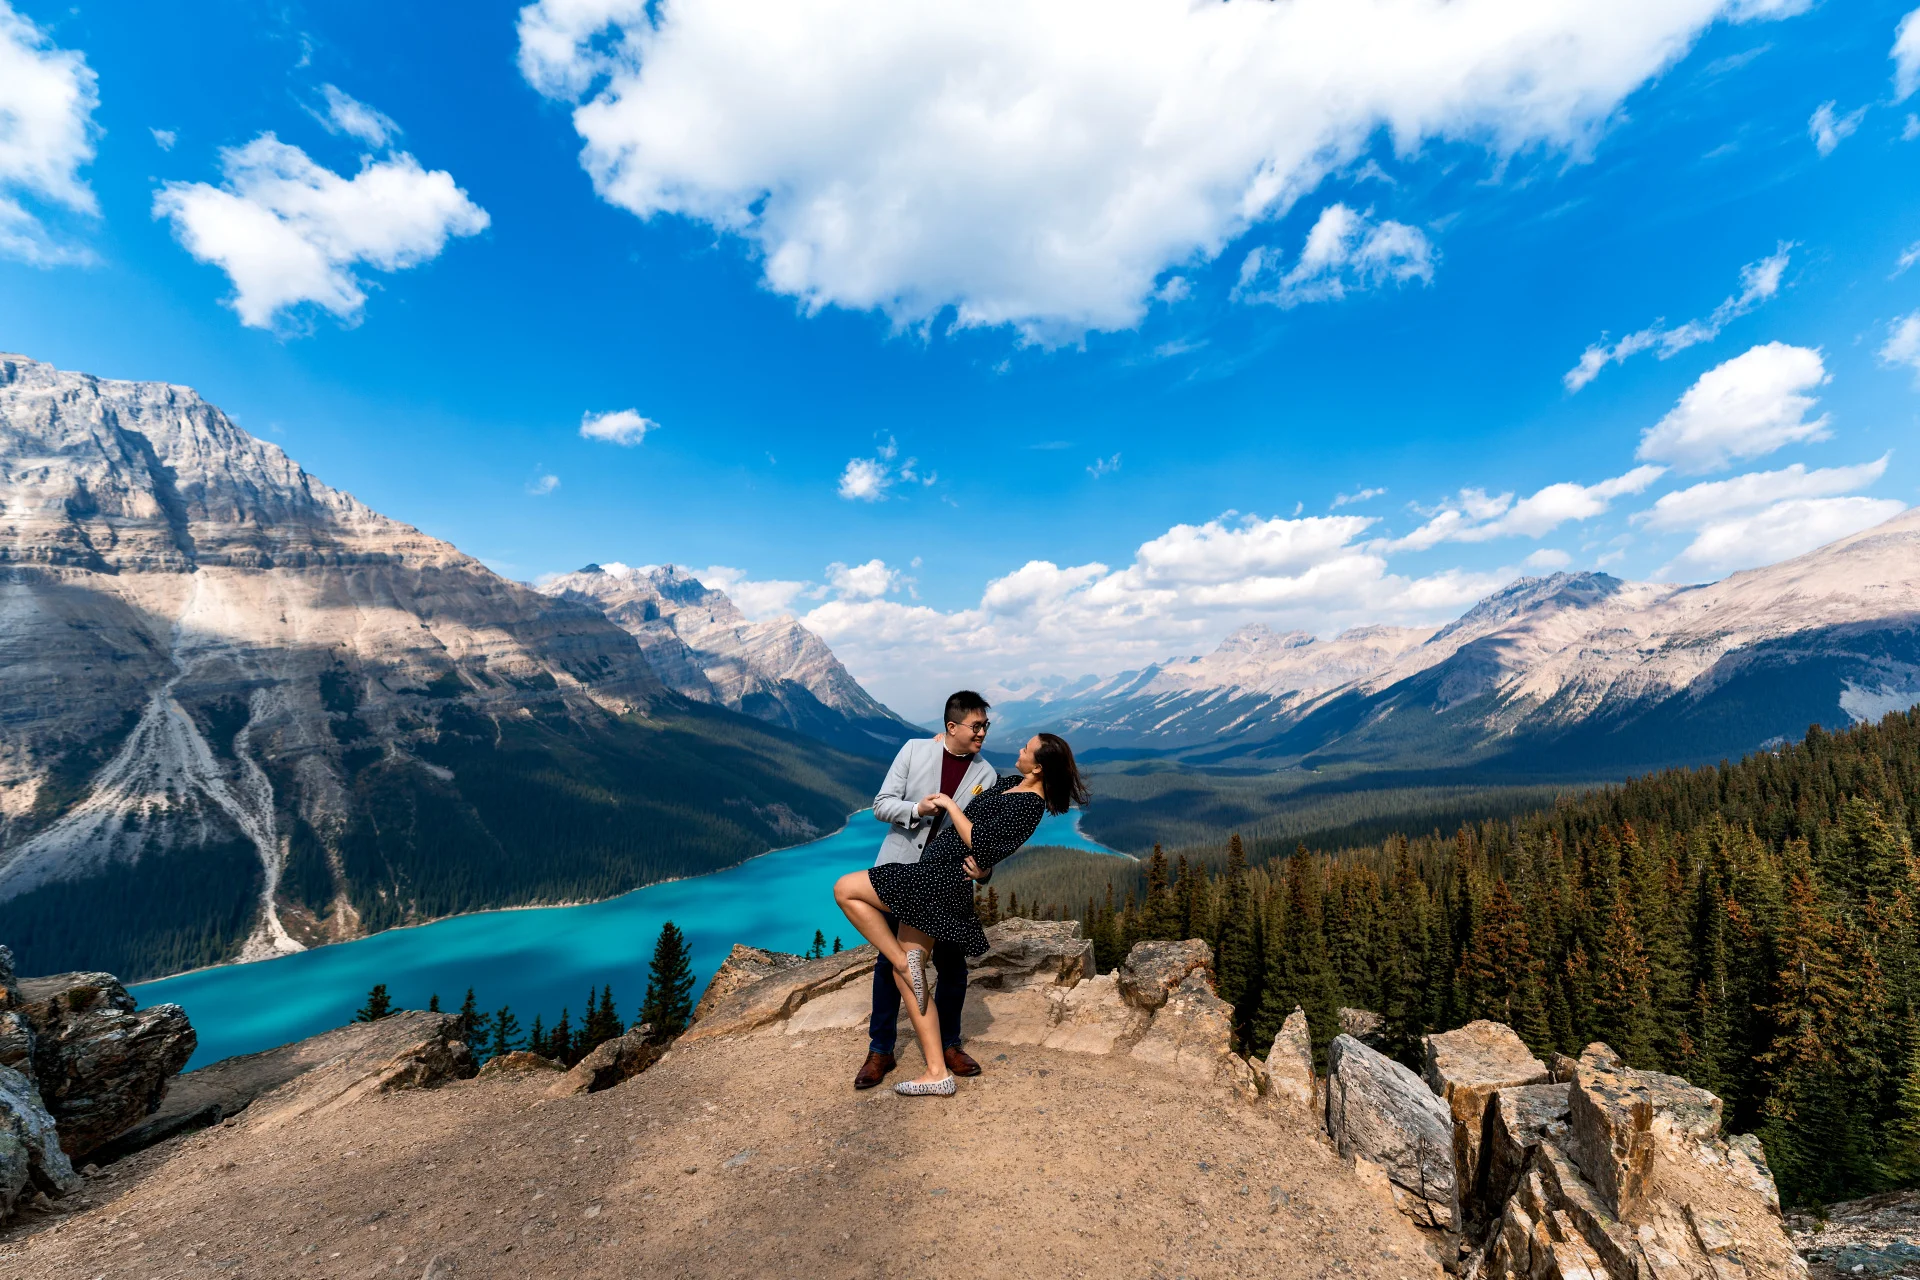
[944,1045,982,1077]
[854,1051,896,1090]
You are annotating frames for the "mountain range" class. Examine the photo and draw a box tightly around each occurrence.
[0,354,904,981]
[995,515,1920,774]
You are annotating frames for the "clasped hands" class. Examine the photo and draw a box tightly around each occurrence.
[916,791,986,881]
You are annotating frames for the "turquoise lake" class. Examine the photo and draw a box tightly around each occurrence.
[133,811,1124,1070]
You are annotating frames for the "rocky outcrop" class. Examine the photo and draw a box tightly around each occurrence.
[1259,1005,1315,1114]
[1424,1020,1549,1225]
[1127,970,1258,1097]
[237,1012,477,1133]
[476,1051,564,1079]
[1116,939,1213,1010]
[0,1064,78,1215]
[681,945,881,1044]
[1339,1006,1389,1049]
[691,944,810,1022]
[1326,1033,1456,1228]
[545,1031,666,1097]
[10,970,195,1158]
[1476,1083,1570,1221]
[967,918,1092,990]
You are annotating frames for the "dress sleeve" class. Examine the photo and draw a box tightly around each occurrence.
[970,793,1045,869]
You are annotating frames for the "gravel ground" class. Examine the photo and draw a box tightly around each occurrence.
[1789,1190,1920,1280]
[2,1027,1448,1280]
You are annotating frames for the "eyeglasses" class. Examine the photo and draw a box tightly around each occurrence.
[950,720,990,735]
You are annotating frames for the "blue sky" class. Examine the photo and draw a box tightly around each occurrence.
[2,0,1918,715]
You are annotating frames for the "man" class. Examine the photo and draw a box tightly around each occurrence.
[855,690,999,1090]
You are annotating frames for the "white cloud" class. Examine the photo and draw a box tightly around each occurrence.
[1524,548,1572,570]
[1636,342,1829,473]
[692,564,811,618]
[1659,497,1906,578]
[1236,204,1434,308]
[153,134,490,328]
[526,472,560,495]
[1331,486,1386,508]
[826,558,903,599]
[1389,467,1663,548]
[1636,456,1891,531]
[517,0,1799,341]
[1898,241,1920,275]
[1808,101,1866,156]
[1087,453,1121,479]
[1894,6,1920,101]
[580,408,656,444]
[1906,114,1920,142]
[151,128,177,151]
[316,85,400,148]
[1881,311,1920,382]
[0,0,99,264]
[1564,242,1791,391]
[837,435,933,501]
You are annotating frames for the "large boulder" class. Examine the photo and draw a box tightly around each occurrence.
[680,945,879,1044]
[476,1051,564,1080]
[691,944,808,1023]
[1260,1005,1315,1115]
[1476,1082,1570,1219]
[1324,1033,1455,1229]
[1126,969,1258,1097]
[1116,939,1212,1010]
[0,1064,79,1218]
[0,946,30,1072]
[11,971,195,1158]
[546,1031,665,1097]
[1423,1020,1549,1223]
[967,918,1091,990]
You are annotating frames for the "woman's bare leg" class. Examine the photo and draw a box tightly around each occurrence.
[834,871,911,969]
[895,924,950,1084]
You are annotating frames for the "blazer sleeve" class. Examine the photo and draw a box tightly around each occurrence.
[872,741,923,828]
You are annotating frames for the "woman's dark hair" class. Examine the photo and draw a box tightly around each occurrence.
[1032,733,1089,815]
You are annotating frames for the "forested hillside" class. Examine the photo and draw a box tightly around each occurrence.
[1001,708,1920,1207]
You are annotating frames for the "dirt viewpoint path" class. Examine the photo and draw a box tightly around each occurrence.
[3,1029,1445,1280]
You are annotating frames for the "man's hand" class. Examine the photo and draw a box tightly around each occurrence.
[963,855,987,881]
[916,793,945,818]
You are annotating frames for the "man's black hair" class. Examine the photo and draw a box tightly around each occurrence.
[943,690,990,726]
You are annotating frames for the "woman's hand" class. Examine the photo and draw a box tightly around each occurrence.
[922,792,958,814]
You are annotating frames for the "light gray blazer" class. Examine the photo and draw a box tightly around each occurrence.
[871,737,1001,867]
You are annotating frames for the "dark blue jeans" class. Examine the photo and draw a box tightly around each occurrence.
[868,912,968,1055]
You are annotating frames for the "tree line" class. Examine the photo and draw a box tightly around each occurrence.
[351,920,698,1067]
[998,710,1920,1208]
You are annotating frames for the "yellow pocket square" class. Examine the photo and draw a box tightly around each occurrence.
[971,783,984,795]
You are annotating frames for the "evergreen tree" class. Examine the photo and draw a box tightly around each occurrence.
[583,984,620,1050]
[1215,835,1258,1023]
[354,983,394,1022]
[832,935,844,954]
[551,1007,574,1064]
[1593,893,1657,1066]
[427,993,440,1013]
[528,1014,546,1058]
[489,1005,521,1060]
[1141,845,1178,940]
[453,987,489,1052]
[807,929,827,960]
[641,920,697,1037]
[983,887,1000,926]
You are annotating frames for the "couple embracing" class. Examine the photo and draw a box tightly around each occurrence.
[833,690,1087,1098]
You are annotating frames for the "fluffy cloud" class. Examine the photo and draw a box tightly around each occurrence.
[836,436,933,501]
[1637,456,1890,531]
[1636,342,1829,473]
[1087,454,1121,479]
[1564,243,1790,391]
[1809,102,1866,156]
[1895,6,1920,101]
[826,558,903,599]
[1331,487,1386,508]
[517,0,1798,340]
[526,471,560,495]
[1524,548,1572,570]
[0,1,98,264]
[1658,497,1906,578]
[1881,311,1920,382]
[692,564,811,617]
[1235,205,1433,308]
[579,408,656,444]
[151,128,177,152]
[316,85,399,147]
[1390,467,1663,549]
[153,134,489,328]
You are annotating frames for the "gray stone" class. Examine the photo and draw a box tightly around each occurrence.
[1261,1005,1315,1113]
[1116,939,1212,1011]
[13,971,195,1158]
[680,946,879,1044]
[546,1031,665,1097]
[1476,1082,1569,1221]
[1324,1032,1454,1228]
[0,1063,78,1220]
[1423,1020,1549,1223]
[1127,970,1258,1097]
[690,944,808,1023]
[967,918,1091,990]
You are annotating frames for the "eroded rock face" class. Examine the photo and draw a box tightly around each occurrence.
[1477,1082,1570,1221]
[967,918,1091,990]
[546,1032,664,1097]
[1262,1006,1315,1114]
[0,1063,78,1216]
[1127,969,1257,1097]
[476,1051,564,1079]
[1325,1033,1454,1229]
[681,946,879,1044]
[691,944,808,1023]
[1116,940,1212,1010]
[1424,1020,1549,1224]
[1339,1007,1388,1049]
[13,971,195,1158]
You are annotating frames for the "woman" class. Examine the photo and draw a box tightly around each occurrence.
[834,732,1089,1096]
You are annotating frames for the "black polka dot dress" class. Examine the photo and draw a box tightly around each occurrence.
[868,776,1047,957]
